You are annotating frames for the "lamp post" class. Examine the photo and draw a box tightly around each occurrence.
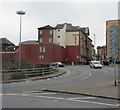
[93,34,96,60]
[16,10,25,70]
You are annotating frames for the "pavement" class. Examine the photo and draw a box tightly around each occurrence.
[44,80,119,100]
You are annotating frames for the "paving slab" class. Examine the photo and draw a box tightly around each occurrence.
[45,81,119,100]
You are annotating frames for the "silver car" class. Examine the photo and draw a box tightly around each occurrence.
[90,61,103,69]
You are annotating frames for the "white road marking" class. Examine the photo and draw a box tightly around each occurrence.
[81,73,91,80]
[30,92,57,95]
[3,93,118,107]
[5,93,19,96]
[0,94,3,95]
[22,91,39,93]
[68,97,96,100]
[33,95,64,100]
[67,99,118,107]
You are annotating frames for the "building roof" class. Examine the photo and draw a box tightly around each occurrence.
[55,23,90,36]
[0,38,15,46]
[55,23,65,29]
[21,40,39,44]
[38,25,54,29]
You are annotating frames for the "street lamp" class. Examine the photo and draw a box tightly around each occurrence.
[93,34,96,60]
[16,10,26,70]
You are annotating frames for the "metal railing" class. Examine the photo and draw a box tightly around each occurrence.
[1,67,58,78]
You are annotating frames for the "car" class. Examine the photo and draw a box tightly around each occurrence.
[90,61,103,69]
[50,62,65,67]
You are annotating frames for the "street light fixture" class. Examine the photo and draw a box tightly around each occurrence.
[16,10,26,70]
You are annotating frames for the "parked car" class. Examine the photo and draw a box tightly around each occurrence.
[90,61,103,69]
[50,62,65,67]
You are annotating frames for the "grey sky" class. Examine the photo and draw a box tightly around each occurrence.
[0,1,118,48]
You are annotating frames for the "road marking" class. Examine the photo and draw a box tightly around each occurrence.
[30,92,57,95]
[22,91,39,93]
[3,93,118,107]
[81,73,91,80]
[68,97,96,100]
[66,99,118,107]
[33,95,64,100]
[5,93,19,96]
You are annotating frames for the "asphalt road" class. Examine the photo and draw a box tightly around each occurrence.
[2,65,118,108]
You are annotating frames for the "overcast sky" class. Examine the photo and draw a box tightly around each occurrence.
[0,0,119,48]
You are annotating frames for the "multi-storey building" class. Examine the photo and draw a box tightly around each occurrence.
[37,23,93,64]
[97,46,106,61]
[106,20,120,61]
[2,23,94,65]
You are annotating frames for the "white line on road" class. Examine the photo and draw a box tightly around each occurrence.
[68,97,96,100]
[22,91,39,93]
[3,93,118,107]
[31,92,57,95]
[67,99,118,107]
[81,73,91,80]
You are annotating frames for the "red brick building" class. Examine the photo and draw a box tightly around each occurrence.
[2,23,93,66]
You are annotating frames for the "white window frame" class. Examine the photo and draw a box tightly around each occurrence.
[40,30,42,35]
[42,55,44,59]
[49,38,52,43]
[50,30,52,35]
[39,38,43,43]
[43,46,46,52]
[40,46,42,52]
[39,55,42,59]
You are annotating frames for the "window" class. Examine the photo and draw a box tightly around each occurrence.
[50,30,52,35]
[49,38,52,43]
[40,30,42,35]
[42,55,44,59]
[43,46,46,52]
[40,46,42,52]
[39,55,42,59]
[58,36,60,38]
[40,46,46,53]
[39,55,44,59]
[39,38,43,43]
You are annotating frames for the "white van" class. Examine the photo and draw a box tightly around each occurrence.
[90,61,103,69]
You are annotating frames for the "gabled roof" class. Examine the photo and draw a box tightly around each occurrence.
[0,38,15,46]
[38,25,54,29]
[55,23,90,35]
[55,23,66,29]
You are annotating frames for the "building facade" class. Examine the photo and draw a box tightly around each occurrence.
[37,23,93,64]
[1,23,94,66]
[106,20,120,61]
[97,46,106,61]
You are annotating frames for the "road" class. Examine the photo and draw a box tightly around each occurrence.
[2,65,118,108]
